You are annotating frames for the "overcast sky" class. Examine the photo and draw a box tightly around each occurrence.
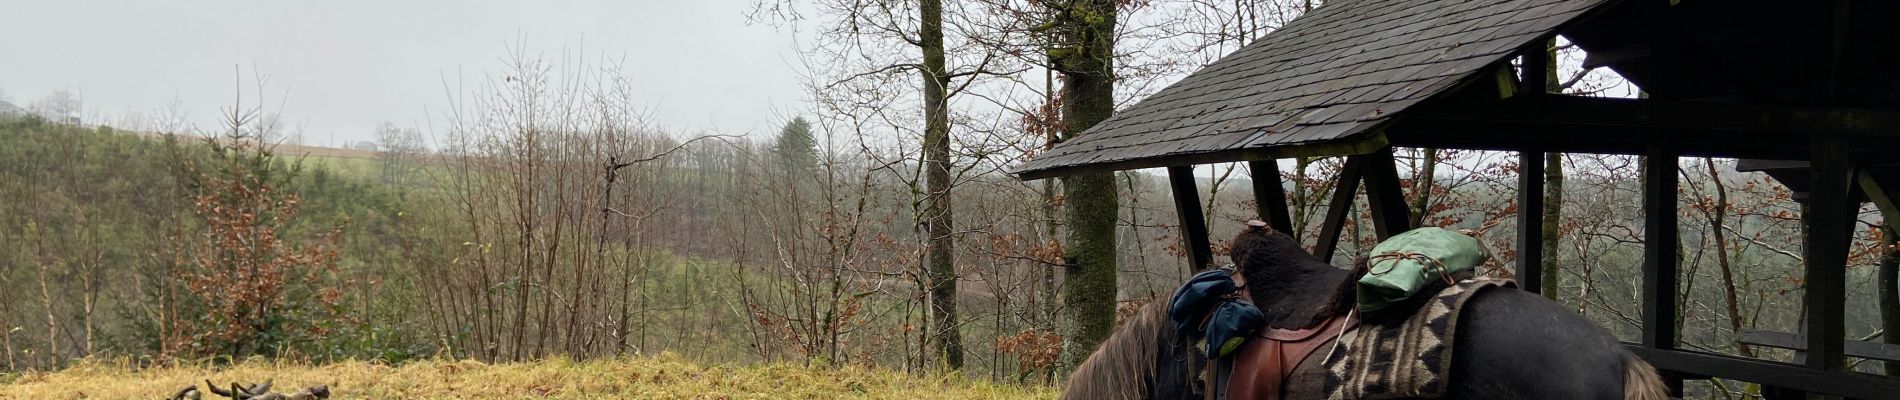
[0,0,807,146]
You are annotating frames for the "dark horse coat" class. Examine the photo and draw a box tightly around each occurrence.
[1062,227,1666,400]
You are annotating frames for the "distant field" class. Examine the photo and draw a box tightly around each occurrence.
[273,143,382,160]
[0,354,1057,399]
[274,143,384,179]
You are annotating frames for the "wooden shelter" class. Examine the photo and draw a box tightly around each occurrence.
[1013,0,1900,397]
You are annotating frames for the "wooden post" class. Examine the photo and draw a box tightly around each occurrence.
[1514,38,1554,293]
[1249,160,1295,236]
[1314,157,1365,262]
[1804,134,1853,372]
[1801,0,1854,375]
[1169,166,1214,270]
[1519,40,1551,96]
[1359,149,1412,240]
[1517,150,1546,293]
[1641,145,1682,394]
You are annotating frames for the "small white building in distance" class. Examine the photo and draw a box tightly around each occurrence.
[0,101,25,120]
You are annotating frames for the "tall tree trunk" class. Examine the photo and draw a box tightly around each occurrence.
[1539,40,1563,300]
[1293,157,1314,239]
[1541,152,1563,298]
[1051,0,1119,372]
[920,0,964,370]
[1703,158,1752,357]
[1879,224,1898,376]
[2,287,11,371]
[2,230,13,371]
[82,256,96,358]
[35,234,58,369]
[1409,149,1438,227]
[1040,68,1062,331]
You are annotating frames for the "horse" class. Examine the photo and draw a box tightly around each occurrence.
[1061,225,1668,400]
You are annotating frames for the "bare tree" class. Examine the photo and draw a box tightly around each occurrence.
[752,0,1039,371]
[32,89,83,124]
[374,121,427,189]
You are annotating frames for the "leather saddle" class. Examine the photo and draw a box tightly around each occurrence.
[1200,265,1361,400]
[1197,222,1368,400]
[1223,312,1357,400]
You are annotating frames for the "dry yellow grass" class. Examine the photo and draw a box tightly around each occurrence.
[0,354,1058,399]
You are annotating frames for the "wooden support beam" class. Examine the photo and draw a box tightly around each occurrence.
[1386,127,1805,161]
[1391,95,1900,158]
[1169,166,1214,271]
[1628,346,1900,400]
[1513,40,1551,292]
[1641,147,1680,349]
[1737,329,1900,362]
[1359,149,1411,240]
[1579,43,1650,69]
[1314,157,1365,262]
[1011,134,1390,181]
[1409,86,1900,139]
[1803,134,1854,372]
[1518,40,1551,96]
[1249,160,1296,236]
[1640,146,1681,393]
[1516,150,1546,294]
[1858,173,1900,231]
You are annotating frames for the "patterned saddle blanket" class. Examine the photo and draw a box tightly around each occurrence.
[1321,278,1514,399]
[1221,278,1514,400]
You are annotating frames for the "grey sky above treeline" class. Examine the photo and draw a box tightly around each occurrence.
[0,0,806,146]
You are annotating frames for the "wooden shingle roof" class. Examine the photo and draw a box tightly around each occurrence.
[1014,0,1612,179]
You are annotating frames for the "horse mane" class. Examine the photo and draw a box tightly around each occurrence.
[1061,300,1180,400]
[1232,225,1361,330]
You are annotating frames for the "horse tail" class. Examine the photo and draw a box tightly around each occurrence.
[1622,353,1669,400]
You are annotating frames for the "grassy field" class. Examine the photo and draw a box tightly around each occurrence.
[0,354,1058,399]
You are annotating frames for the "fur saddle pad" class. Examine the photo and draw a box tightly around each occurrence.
[1316,278,1515,400]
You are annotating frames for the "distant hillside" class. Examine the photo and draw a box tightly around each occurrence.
[0,117,438,367]
[127,130,384,160]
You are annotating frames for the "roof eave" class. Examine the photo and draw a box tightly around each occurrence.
[1011,132,1390,180]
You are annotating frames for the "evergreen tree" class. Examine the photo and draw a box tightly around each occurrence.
[774,117,817,173]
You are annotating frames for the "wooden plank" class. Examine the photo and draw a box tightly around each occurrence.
[1737,329,1900,362]
[1249,160,1296,235]
[1627,346,1900,400]
[1640,146,1681,395]
[1169,166,1215,270]
[1358,148,1412,240]
[1516,150,1545,293]
[1804,133,1854,372]
[1314,157,1366,262]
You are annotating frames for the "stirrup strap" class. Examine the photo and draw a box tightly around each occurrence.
[1203,358,1217,400]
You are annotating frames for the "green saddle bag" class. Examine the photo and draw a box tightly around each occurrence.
[1356,227,1489,312]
